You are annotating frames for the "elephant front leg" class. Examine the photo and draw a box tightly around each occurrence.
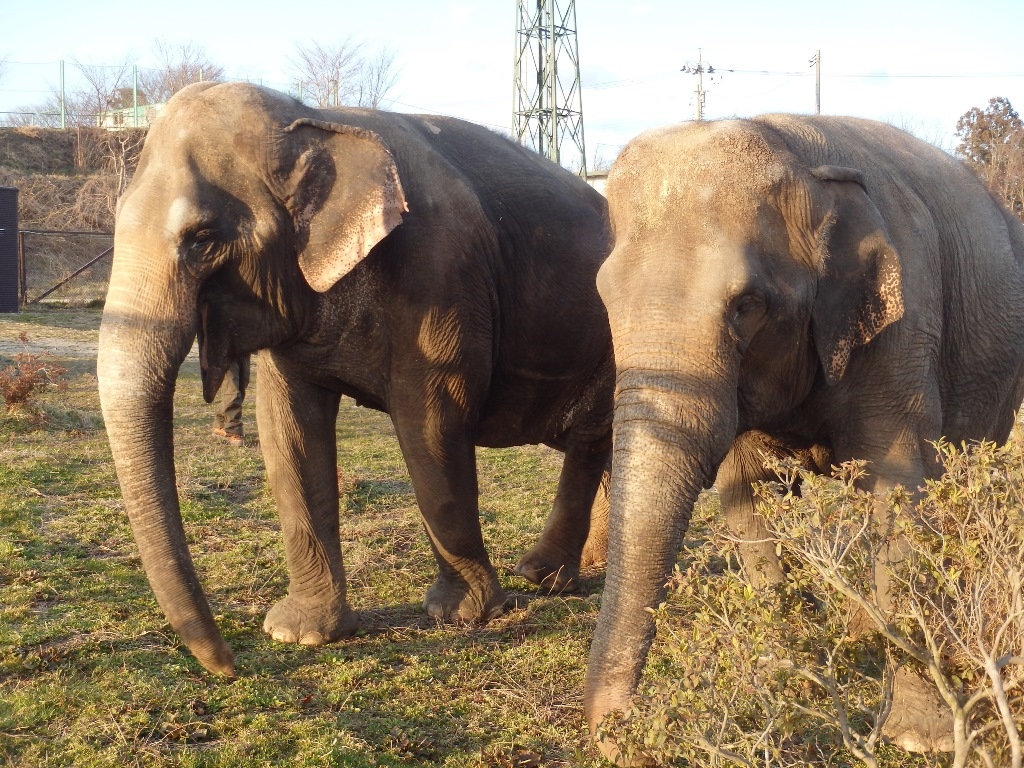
[514,437,610,592]
[256,356,358,645]
[718,431,831,590]
[391,411,507,624]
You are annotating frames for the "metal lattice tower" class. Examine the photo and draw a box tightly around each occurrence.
[513,0,587,178]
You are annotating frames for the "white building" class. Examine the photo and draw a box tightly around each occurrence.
[98,104,163,131]
[586,170,609,196]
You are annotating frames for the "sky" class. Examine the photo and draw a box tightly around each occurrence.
[1,0,1022,167]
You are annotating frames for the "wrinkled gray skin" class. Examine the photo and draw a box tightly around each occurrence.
[97,82,613,675]
[586,115,1024,760]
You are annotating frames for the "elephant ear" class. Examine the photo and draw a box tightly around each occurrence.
[809,165,904,384]
[281,118,408,292]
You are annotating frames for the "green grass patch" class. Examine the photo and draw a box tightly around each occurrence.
[0,307,616,767]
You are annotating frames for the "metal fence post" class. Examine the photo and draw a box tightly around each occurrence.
[18,230,26,307]
[60,60,66,129]
[0,187,19,312]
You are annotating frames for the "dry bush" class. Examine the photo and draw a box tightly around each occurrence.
[0,126,144,231]
[603,441,1024,767]
[0,332,68,413]
[0,126,143,302]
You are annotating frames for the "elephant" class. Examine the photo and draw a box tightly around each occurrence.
[97,81,614,676]
[585,115,1024,760]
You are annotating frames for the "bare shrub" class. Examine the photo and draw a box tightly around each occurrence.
[603,442,1024,767]
[2,127,145,231]
[102,128,145,197]
[0,333,68,413]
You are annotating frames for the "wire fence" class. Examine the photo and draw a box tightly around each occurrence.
[19,229,112,306]
[0,59,297,127]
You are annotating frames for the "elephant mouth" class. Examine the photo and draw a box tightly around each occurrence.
[198,301,230,403]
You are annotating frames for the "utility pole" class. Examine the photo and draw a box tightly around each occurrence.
[513,0,587,178]
[59,60,66,129]
[681,49,713,121]
[809,49,821,114]
[695,48,705,121]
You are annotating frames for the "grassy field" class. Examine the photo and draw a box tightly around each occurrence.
[0,306,656,767]
[4,306,1005,767]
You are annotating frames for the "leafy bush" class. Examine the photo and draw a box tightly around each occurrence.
[605,439,1024,767]
[0,332,68,412]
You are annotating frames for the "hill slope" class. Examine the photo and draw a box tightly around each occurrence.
[0,127,145,231]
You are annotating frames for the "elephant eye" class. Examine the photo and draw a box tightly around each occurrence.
[185,228,220,260]
[729,292,768,346]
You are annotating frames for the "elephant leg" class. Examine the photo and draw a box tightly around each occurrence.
[256,353,359,645]
[833,396,939,620]
[717,431,831,590]
[580,467,611,568]
[833,394,955,752]
[392,410,506,623]
[515,439,610,592]
[387,308,506,623]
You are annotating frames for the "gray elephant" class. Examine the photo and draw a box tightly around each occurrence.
[585,115,1024,760]
[97,82,614,676]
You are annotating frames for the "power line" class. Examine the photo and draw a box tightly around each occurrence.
[382,98,510,133]
[583,68,1024,91]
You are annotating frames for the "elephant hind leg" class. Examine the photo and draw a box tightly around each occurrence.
[580,468,610,569]
[514,437,610,592]
[717,431,830,590]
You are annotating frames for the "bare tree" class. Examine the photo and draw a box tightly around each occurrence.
[589,144,615,173]
[5,89,97,129]
[355,48,399,108]
[3,44,223,128]
[2,103,54,127]
[71,58,135,124]
[4,59,133,129]
[291,40,364,108]
[292,40,398,110]
[140,39,225,104]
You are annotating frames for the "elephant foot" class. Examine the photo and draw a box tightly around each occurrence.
[881,667,954,752]
[513,547,580,593]
[593,737,656,768]
[423,571,507,624]
[587,704,656,767]
[263,593,359,645]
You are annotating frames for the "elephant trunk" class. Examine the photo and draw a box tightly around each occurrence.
[584,344,736,751]
[97,251,235,676]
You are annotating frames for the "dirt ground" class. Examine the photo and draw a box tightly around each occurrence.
[0,309,100,359]
[0,306,207,362]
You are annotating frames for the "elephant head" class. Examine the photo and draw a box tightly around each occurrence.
[584,120,903,758]
[97,82,407,674]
